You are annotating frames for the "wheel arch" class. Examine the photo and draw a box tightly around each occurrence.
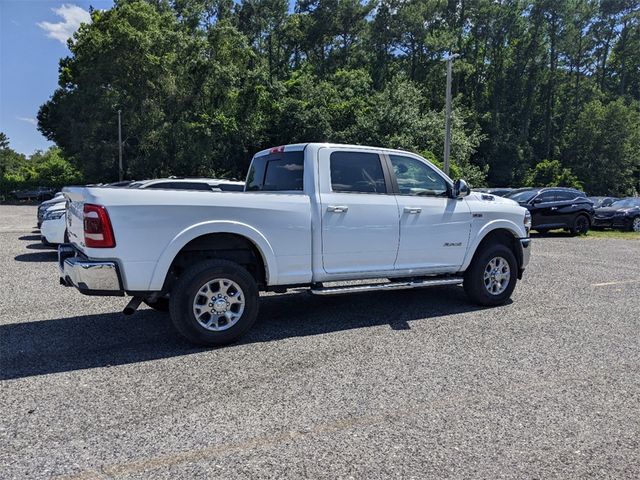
[462,222,525,274]
[148,221,277,291]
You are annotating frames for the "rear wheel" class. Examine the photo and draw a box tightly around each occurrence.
[464,244,517,306]
[169,259,259,346]
[570,214,590,235]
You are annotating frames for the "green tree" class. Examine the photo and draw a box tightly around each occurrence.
[1,141,81,199]
[30,147,83,186]
[564,98,640,195]
[523,159,583,189]
[34,0,640,193]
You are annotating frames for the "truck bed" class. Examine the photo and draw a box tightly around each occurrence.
[64,186,312,291]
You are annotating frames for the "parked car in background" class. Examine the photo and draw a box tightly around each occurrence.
[473,187,514,197]
[588,196,619,209]
[37,192,65,227]
[40,202,68,246]
[13,187,56,201]
[593,198,640,232]
[128,178,245,192]
[37,192,67,228]
[488,188,514,197]
[504,187,593,235]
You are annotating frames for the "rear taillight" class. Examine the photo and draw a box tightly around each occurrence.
[83,204,115,248]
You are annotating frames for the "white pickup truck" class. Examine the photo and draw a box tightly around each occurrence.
[59,143,531,346]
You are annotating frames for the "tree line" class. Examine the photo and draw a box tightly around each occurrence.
[32,0,640,195]
[0,133,82,199]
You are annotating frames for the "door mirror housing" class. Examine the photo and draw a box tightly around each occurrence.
[531,197,542,204]
[452,179,470,198]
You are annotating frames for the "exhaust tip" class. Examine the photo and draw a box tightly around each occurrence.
[123,296,143,315]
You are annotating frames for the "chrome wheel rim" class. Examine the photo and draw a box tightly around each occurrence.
[483,256,511,295]
[633,217,640,232]
[192,278,245,331]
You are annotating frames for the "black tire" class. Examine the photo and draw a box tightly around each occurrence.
[570,214,590,235]
[463,243,517,306]
[629,216,640,233]
[169,259,259,346]
[143,297,169,312]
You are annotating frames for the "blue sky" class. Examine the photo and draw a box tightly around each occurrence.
[1,0,113,156]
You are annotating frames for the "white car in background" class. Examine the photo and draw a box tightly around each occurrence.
[40,178,246,247]
[40,202,68,245]
[127,178,245,191]
[37,192,65,228]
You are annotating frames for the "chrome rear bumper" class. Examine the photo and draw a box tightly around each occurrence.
[58,244,123,295]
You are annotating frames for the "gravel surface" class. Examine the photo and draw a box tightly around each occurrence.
[1,205,639,479]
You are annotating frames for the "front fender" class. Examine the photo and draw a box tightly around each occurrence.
[147,220,277,291]
[461,219,527,271]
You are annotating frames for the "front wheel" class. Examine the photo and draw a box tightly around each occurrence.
[630,216,640,233]
[463,244,517,306]
[169,259,259,346]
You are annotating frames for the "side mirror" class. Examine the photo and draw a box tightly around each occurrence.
[532,197,542,204]
[452,179,470,198]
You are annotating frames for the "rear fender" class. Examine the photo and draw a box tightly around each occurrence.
[148,221,277,291]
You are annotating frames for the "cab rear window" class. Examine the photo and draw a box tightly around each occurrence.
[246,151,304,191]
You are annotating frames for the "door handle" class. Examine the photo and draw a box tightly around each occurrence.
[327,205,348,213]
[550,207,558,210]
[404,207,422,214]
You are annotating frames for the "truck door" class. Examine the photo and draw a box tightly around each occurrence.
[318,148,400,274]
[388,154,472,271]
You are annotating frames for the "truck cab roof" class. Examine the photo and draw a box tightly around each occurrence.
[252,143,429,159]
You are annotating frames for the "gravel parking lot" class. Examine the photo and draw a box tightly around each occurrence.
[1,204,639,479]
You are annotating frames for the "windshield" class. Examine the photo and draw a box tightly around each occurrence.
[610,198,640,208]
[505,190,537,203]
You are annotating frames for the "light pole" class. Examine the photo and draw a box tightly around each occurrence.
[443,53,459,176]
[117,109,123,182]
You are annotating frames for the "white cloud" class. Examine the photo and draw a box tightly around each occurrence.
[37,4,91,45]
[17,117,38,126]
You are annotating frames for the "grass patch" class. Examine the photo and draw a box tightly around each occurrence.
[585,229,640,240]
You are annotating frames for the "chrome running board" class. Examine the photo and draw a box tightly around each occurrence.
[310,277,463,296]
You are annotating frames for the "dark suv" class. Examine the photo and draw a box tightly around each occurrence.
[504,187,594,235]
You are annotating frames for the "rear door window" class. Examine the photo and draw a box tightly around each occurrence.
[330,151,387,194]
[535,191,556,203]
[246,151,304,191]
[555,191,578,202]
